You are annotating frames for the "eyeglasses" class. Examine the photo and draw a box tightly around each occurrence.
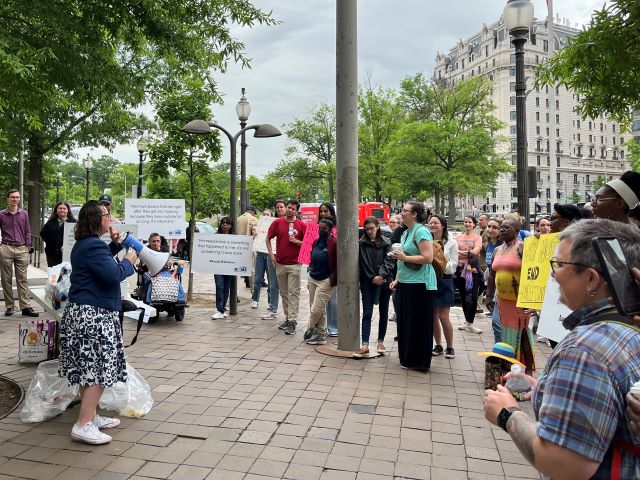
[592,196,619,204]
[388,221,398,224]
[101,212,110,217]
[549,257,597,273]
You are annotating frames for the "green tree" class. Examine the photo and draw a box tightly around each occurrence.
[358,83,404,202]
[284,103,336,202]
[391,75,510,224]
[246,175,291,210]
[267,157,329,202]
[536,0,640,126]
[0,0,276,235]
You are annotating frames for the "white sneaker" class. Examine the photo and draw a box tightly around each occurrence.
[223,312,228,318]
[211,311,224,319]
[261,311,277,320]
[465,323,482,334]
[458,324,468,330]
[93,415,120,429]
[71,422,112,444]
[251,301,259,309]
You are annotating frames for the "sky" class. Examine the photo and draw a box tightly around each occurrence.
[82,0,603,178]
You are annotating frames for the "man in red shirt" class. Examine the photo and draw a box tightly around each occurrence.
[266,200,306,335]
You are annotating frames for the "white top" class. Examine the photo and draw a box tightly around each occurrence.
[442,238,459,275]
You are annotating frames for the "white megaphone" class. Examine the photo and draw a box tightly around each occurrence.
[119,232,170,277]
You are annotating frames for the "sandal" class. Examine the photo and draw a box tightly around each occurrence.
[352,346,370,359]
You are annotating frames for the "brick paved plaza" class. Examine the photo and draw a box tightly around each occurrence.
[0,271,547,479]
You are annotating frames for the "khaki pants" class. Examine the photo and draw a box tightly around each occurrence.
[0,244,31,310]
[275,263,301,325]
[307,277,333,331]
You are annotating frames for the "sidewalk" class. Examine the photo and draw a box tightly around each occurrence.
[0,273,547,480]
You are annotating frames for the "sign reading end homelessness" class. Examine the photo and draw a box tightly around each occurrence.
[516,232,560,310]
[125,199,185,239]
[190,233,254,275]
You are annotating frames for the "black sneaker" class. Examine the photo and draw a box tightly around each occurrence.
[445,348,456,359]
[303,328,315,340]
[284,322,296,335]
[432,345,444,356]
[306,332,326,345]
[22,307,39,317]
[277,320,289,330]
[4,307,14,317]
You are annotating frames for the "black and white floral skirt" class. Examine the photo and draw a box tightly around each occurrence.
[58,302,127,387]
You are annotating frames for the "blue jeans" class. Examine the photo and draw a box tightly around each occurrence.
[214,274,232,314]
[492,292,502,343]
[326,288,338,335]
[360,282,391,345]
[252,252,279,312]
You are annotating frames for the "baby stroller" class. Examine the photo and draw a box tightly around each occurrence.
[132,261,187,323]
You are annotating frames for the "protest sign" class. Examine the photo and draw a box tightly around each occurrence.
[537,274,572,343]
[254,216,276,254]
[125,199,185,239]
[63,223,138,262]
[298,222,319,265]
[190,233,254,275]
[516,233,560,309]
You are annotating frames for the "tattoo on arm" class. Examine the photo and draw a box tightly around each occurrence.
[507,411,537,465]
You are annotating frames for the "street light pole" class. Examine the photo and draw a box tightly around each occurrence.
[182,120,281,315]
[83,154,94,203]
[504,0,534,230]
[136,138,148,199]
[236,88,251,212]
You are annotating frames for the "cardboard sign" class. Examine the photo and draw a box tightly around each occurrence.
[190,233,254,275]
[125,199,185,239]
[254,216,276,254]
[537,274,573,343]
[516,233,560,309]
[63,223,139,263]
[297,222,320,265]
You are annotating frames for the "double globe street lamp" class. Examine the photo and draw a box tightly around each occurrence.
[83,154,94,202]
[503,0,534,230]
[182,109,281,315]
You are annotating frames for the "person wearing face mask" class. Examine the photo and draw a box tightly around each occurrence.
[40,201,77,267]
[304,218,336,346]
[318,203,339,337]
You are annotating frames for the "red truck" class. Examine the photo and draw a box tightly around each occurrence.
[299,201,390,227]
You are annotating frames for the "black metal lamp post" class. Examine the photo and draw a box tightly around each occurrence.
[53,177,64,203]
[236,88,251,212]
[182,119,281,315]
[136,138,148,199]
[504,0,534,230]
[83,154,93,202]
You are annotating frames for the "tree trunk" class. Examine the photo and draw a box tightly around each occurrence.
[447,184,456,226]
[27,135,45,245]
[434,189,440,215]
[328,169,335,203]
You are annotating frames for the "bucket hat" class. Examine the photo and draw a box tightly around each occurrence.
[477,342,525,368]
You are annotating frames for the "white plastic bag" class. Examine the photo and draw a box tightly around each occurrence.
[20,360,79,423]
[100,363,153,417]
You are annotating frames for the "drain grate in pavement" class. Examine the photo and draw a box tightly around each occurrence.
[349,403,376,415]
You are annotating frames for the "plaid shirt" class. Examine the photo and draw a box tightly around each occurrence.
[532,300,640,479]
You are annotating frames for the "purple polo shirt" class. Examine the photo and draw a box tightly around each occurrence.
[0,208,32,248]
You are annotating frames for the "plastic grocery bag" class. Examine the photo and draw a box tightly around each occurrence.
[100,363,153,418]
[20,360,79,423]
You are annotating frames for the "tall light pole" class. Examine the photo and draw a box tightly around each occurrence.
[83,154,94,203]
[504,0,534,230]
[236,88,251,211]
[136,138,148,199]
[53,174,64,203]
[182,119,281,315]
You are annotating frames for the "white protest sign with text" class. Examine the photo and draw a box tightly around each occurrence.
[537,274,573,343]
[63,223,139,263]
[125,199,185,239]
[191,233,254,275]
[254,216,276,253]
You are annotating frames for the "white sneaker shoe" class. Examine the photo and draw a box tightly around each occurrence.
[465,323,482,334]
[223,312,228,318]
[71,422,112,444]
[93,415,120,429]
[211,311,224,319]
[261,311,277,320]
[251,301,259,309]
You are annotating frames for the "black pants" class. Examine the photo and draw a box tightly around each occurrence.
[454,271,481,324]
[396,283,435,370]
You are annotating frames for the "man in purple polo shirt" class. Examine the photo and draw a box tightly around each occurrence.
[0,190,38,317]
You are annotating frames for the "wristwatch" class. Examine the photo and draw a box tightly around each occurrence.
[497,407,521,432]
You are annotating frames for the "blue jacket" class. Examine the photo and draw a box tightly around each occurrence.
[68,236,135,311]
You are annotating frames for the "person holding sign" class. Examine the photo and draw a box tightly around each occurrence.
[483,219,640,479]
[485,218,535,373]
[57,201,137,445]
[266,200,306,336]
[211,217,234,319]
[40,201,77,267]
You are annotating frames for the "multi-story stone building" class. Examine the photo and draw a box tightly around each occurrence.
[433,15,631,215]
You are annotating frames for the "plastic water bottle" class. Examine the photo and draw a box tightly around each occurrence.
[505,364,531,402]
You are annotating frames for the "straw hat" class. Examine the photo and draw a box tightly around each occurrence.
[477,342,525,369]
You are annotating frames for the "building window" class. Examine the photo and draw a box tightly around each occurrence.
[556,100,560,110]
[577,133,581,141]
[512,155,517,165]
[600,123,604,131]
[510,111,517,121]
[510,54,516,64]
[510,96,516,105]
[543,40,549,52]
[485,45,489,56]
[557,172,561,182]
[588,121,592,130]
[493,58,496,67]
[546,113,550,123]
[586,174,590,184]
[545,98,549,108]
[589,134,593,143]
[509,68,516,76]
[556,129,560,137]
[536,97,540,106]
[556,114,560,123]
[556,156,560,167]
[535,55,539,64]
[511,188,518,198]
[577,120,581,129]
[511,139,517,150]
[546,188,551,198]
[573,174,578,184]
[510,82,516,91]
[546,127,550,136]
[536,140,541,151]
[461,59,465,68]
[537,155,541,166]
[613,137,616,145]
[536,111,540,122]
[536,126,540,134]
[510,126,517,134]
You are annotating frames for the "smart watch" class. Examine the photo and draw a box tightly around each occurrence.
[497,407,521,432]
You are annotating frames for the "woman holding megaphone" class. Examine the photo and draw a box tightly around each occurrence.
[58,200,138,445]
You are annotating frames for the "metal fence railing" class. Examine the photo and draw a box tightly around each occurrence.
[30,235,43,268]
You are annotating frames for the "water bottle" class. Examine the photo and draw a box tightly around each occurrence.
[505,364,531,402]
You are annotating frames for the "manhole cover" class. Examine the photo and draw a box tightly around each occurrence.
[349,404,376,415]
[0,376,24,419]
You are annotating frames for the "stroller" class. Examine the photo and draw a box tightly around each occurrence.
[132,261,187,323]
